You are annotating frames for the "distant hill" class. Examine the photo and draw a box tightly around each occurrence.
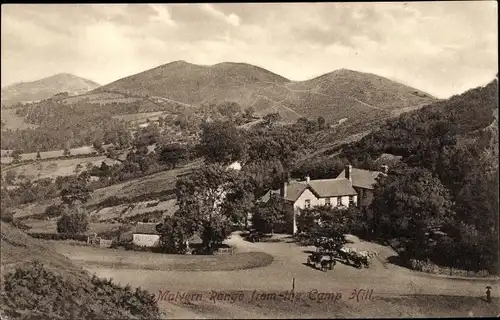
[91,61,436,124]
[1,73,100,107]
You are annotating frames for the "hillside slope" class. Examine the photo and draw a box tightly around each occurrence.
[0,223,161,319]
[1,73,100,106]
[91,61,436,123]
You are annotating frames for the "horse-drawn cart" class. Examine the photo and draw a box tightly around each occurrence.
[306,252,336,271]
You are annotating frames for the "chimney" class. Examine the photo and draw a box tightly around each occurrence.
[345,165,352,181]
[381,165,389,174]
[280,181,287,198]
[305,176,310,184]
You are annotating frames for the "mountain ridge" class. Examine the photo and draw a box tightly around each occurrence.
[90,60,436,124]
[1,73,100,107]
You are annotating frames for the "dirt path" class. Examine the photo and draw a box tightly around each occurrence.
[64,232,498,317]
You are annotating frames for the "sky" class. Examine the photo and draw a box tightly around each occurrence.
[1,2,497,98]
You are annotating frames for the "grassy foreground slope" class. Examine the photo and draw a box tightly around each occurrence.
[0,223,160,319]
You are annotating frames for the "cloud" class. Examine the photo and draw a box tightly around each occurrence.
[1,3,497,98]
[201,4,241,27]
[149,4,177,28]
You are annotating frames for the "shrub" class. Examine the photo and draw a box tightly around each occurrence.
[2,260,160,319]
[57,212,89,234]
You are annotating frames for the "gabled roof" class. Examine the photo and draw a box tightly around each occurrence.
[259,178,357,203]
[337,168,385,190]
[134,222,160,235]
[308,178,357,197]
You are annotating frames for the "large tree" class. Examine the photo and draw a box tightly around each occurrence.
[60,179,92,206]
[158,143,189,169]
[156,216,192,254]
[200,121,245,165]
[175,164,242,253]
[370,166,453,260]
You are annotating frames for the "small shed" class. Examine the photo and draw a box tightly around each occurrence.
[132,222,160,247]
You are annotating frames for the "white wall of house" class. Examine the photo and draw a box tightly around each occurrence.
[292,189,358,211]
[290,189,358,234]
[132,234,160,247]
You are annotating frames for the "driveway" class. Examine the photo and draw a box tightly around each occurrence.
[83,233,497,300]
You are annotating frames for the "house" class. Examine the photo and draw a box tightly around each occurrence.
[336,165,388,208]
[132,222,160,247]
[260,165,359,234]
[131,222,203,249]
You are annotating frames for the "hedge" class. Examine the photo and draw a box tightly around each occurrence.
[27,232,88,241]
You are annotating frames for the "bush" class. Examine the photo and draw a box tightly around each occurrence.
[27,232,89,241]
[57,212,89,234]
[2,260,160,319]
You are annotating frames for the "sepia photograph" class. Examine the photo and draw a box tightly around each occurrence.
[0,2,498,319]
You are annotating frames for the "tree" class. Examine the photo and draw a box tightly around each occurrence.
[217,101,241,120]
[158,143,189,169]
[370,167,453,260]
[93,139,104,153]
[44,204,66,219]
[4,171,16,184]
[11,150,22,163]
[175,164,241,253]
[56,211,89,234]
[200,121,245,165]
[156,216,192,254]
[244,107,255,120]
[252,197,286,234]
[60,180,92,206]
[36,151,41,160]
[263,112,280,127]
[317,116,326,130]
[63,147,71,157]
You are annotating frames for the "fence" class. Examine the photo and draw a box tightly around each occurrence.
[214,247,235,255]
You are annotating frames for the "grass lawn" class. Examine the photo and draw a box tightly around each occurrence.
[23,219,127,236]
[52,243,274,272]
[3,156,119,180]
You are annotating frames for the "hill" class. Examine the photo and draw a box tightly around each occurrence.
[0,222,161,319]
[90,61,436,124]
[1,73,100,107]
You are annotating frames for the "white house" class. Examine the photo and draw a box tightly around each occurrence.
[336,165,387,208]
[260,165,359,234]
[132,222,160,247]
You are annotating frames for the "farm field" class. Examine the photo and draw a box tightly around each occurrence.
[60,233,499,318]
[90,199,178,222]
[0,108,38,130]
[10,161,200,220]
[112,111,166,123]
[24,219,126,235]
[2,155,119,180]
[0,145,99,164]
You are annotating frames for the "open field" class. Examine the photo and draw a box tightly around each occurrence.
[23,219,126,235]
[88,160,200,206]
[0,108,38,131]
[1,145,99,164]
[57,233,499,318]
[2,156,119,180]
[10,161,200,220]
[90,199,178,222]
[112,111,166,123]
[53,243,274,272]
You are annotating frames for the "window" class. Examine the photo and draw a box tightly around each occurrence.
[305,199,311,208]
[349,196,355,206]
[325,197,331,206]
[337,197,342,206]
